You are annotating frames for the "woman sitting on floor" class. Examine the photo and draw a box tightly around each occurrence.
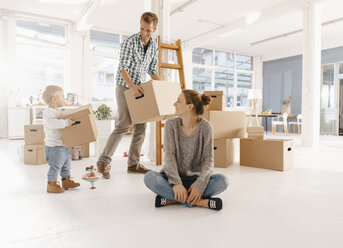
[144,89,229,210]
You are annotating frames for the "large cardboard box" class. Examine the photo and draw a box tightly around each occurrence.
[204,91,225,111]
[203,110,246,139]
[240,138,294,171]
[124,80,182,124]
[24,145,46,165]
[247,126,264,139]
[24,125,45,145]
[59,105,98,148]
[214,139,234,168]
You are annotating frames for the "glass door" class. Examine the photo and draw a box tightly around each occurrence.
[320,64,338,135]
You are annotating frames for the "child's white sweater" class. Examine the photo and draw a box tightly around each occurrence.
[43,107,69,147]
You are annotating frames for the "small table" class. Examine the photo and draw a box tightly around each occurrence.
[247,114,298,133]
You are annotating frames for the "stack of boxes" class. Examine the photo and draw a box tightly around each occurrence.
[204,91,246,168]
[24,125,46,165]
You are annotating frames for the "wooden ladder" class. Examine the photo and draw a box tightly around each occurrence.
[156,36,186,165]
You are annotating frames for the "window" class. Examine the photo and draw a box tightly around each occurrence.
[192,48,253,108]
[15,19,66,94]
[192,67,212,93]
[215,69,234,107]
[237,73,252,107]
[192,48,213,66]
[90,31,120,102]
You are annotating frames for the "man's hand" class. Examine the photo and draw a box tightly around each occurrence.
[67,117,74,126]
[187,186,202,205]
[130,84,144,98]
[173,184,188,203]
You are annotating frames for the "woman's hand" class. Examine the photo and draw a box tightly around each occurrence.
[187,186,202,205]
[173,184,188,203]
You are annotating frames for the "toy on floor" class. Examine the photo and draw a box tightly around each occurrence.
[82,165,102,189]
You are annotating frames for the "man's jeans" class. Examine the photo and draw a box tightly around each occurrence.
[144,171,229,207]
[45,146,71,182]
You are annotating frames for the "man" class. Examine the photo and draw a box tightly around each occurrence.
[97,12,160,179]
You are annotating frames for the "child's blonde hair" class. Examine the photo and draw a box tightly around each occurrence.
[42,85,63,104]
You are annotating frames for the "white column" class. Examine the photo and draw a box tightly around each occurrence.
[147,0,171,162]
[301,3,321,148]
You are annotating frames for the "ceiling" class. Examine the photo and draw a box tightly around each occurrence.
[1,0,343,61]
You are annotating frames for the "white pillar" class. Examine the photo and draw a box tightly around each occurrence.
[301,3,321,148]
[147,0,171,162]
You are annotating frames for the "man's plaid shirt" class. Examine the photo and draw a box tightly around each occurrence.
[116,32,158,88]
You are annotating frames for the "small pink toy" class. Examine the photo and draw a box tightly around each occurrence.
[82,165,102,189]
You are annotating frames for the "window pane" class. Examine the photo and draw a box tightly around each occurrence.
[16,20,65,44]
[237,73,252,107]
[214,69,234,107]
[192,67,212,93]
[321,64,335,108]
[91,55,117,101]
[236,54,252,70]
[90,31,120,54]
[16,44,64,92]
[192,48,213,66]
[215,51,234,68]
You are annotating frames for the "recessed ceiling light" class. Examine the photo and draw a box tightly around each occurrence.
[245,12,261,26]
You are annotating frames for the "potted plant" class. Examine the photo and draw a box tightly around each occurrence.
[281,96,292,114]
[93,104,114,137]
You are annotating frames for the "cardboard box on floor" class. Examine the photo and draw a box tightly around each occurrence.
[203,110,246,139]
[59,105,98,148]
[214,139,234,168]
[124,80,182,124]
[204,91,225,111]
[24,125,45,145]
[24,145,46,165]
[240,138,294,171]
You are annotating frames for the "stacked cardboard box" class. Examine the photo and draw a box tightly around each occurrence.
[24,125,46,165]
[247,126,264,139]
[203,91,246,168]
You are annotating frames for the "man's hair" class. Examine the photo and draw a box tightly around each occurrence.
[42,85,63,104]
[140,12,158,27]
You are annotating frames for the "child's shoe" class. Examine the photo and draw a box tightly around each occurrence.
[62,176,80,189]
[47,181,65,193]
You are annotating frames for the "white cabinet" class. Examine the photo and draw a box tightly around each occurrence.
[8,107,30,139]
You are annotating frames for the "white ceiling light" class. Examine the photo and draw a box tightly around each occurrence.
[245,12,261,26]
[218,28,242,38]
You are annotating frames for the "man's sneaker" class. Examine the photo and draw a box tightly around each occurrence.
[208,197,223,211]
[155,195,167,208]
[127,163,151,174]
[97,161,111,179]
[62,176,80,189]
[47,181,65,193]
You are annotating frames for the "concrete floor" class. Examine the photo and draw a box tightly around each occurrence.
[1,134,343,248]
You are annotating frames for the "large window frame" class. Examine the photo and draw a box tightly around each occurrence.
[14,16,69,103]
[192,48,254,109]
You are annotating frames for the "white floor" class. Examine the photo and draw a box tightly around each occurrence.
[1,134,343,248]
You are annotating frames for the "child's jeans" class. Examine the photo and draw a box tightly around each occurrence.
[144,171,229,208]
[45,146,71,182]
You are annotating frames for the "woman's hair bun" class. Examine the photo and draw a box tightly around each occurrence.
[201,94,211,106]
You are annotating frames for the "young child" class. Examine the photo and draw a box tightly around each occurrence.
[42,85,80,193]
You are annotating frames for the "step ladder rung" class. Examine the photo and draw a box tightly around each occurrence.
[160,63,181,70]
[160,43,179,50]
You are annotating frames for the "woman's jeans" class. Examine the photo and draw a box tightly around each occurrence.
[45,146,71,182]
[144,171,229,207]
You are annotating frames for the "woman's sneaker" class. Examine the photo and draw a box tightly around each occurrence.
[208,197,222,211]
[155,195,167,208]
